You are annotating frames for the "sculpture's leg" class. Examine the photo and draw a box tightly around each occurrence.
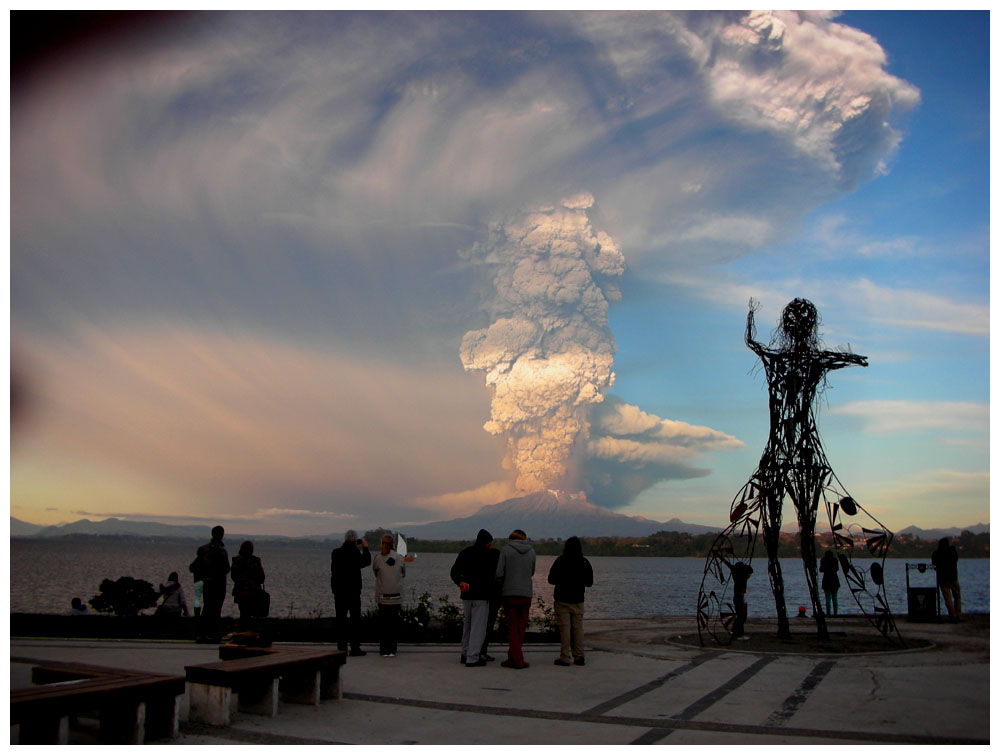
[800,519,828,640]
[762,515,790,639]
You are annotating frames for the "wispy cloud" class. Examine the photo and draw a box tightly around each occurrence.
[846,278,988,336]
[13,324,503,521]
[669,272,988,337]
[862,469,989,528]
[831,400,988,435]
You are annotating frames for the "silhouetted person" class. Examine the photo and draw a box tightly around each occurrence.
[330,529,371,656]
[932,537,961,621]
[496,529,535,669]
[820,551,840,617]
[548,536,594,666]
[729,560,753,639]
[372,533,406,657]
[450,529,495,667]
[155,572,189,617]
[68,597,88,615]
[231,541,266,621]
[193,525,230,642]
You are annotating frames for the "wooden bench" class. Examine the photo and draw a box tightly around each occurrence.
[11,662,186,744]
[184,646,347,726]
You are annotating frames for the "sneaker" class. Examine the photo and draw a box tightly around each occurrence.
[349,649,367,657]
[737,635,751,641]
[573,658,585,666]
[465,659,487,667]
[554,659,571,666]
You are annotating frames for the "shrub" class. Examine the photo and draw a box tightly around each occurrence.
[532,596,558,634]
[89,576,159,617]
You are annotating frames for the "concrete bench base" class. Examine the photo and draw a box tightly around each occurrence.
[11,663,184,745]
[185,646,346,726]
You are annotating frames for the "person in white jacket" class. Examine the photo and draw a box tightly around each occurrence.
[372,534,406,657]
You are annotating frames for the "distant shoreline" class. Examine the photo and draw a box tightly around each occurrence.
[9,532,991,559]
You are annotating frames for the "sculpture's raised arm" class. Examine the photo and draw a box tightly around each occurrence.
[745,298,767,357]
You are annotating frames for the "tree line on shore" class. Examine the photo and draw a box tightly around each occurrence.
[374,528,989,559]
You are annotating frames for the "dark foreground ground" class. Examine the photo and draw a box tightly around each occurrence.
[11,614,989,745]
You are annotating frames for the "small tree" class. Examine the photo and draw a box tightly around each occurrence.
[89,576,159,617]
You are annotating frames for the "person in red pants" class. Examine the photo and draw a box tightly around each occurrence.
[496,529,535,669]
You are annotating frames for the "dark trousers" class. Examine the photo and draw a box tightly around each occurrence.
[201,580,226,640]
[333,593,363,652]
[503,596,532,666]
[378,604,400,655]
[732,590,747,638]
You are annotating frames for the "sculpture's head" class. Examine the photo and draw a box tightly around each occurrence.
[780,298,819,350]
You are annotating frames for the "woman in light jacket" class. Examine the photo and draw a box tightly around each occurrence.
[373,534,406,657]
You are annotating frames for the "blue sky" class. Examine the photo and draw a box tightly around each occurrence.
[10,11,989,536]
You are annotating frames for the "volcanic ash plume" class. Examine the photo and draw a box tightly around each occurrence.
[460,193,625,493]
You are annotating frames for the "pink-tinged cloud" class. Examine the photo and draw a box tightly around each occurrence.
[12,325,504,522]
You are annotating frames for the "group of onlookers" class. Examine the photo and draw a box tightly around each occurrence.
[329,526,594,668]
[68,526,965,655]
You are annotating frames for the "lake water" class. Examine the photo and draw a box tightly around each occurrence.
[10,539,989,620]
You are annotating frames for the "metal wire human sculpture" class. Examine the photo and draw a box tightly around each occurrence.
[697,298,901,645]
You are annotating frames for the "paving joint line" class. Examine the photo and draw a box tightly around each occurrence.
[343,691,986,744]
[581,651,716,715]
[630,654,778,744]
[178,722,344,745]
[766,659,837,727]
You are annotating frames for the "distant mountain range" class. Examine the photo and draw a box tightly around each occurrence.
[897,523,990,540]
[400,490,721,540]
[8,517,302,542]
[9,508,988,544]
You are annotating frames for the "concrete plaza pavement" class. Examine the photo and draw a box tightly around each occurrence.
[10,614,989,745]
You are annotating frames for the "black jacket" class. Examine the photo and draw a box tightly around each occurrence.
[547,554,594,604]
[193,539,231,584]
[330,541,371,595]
[450,530,497,601]
[932,543,959,584]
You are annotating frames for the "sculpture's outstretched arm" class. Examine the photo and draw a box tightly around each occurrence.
[821,350,868,370]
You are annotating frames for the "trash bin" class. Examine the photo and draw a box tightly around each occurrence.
[905,563,939,622]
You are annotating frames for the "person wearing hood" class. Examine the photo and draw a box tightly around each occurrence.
[155,572,190,617]
[547,536,593,666]
[450,528,496,667]
[496,529,535,669]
